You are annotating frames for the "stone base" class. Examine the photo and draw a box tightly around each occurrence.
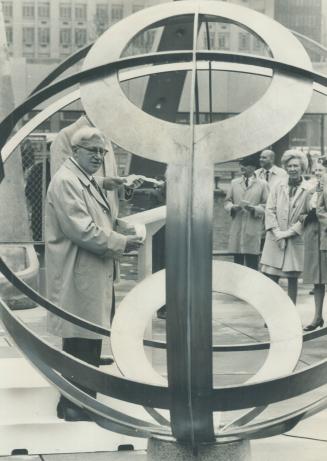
[147,437,251,461]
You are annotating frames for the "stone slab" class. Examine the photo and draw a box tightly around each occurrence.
[147,438,251,461]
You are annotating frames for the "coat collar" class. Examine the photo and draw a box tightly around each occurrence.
[64,158,111,211]
[235,175,257,191]
[279,177,310,210]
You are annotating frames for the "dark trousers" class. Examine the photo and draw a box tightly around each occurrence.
[234,254,259,270]
[58,287,115,411]
[58,337,102,410]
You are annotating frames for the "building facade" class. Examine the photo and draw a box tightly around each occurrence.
[1,0,168,62]
[1,0,327,155]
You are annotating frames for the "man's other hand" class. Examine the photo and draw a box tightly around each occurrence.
[125,235,144,252]
[103,176,127,190]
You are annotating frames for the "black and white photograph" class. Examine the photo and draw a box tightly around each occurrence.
[0,1,327,460]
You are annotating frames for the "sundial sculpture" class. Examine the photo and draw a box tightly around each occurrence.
[1,1,327,460]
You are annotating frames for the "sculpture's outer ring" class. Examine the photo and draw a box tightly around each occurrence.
[80,0,313,164]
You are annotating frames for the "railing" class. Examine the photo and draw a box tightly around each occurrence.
[119,205,166,280]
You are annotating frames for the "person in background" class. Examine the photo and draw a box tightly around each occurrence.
[303,162,327,330]
[255,149,287,188]
[46,127,143,422]
[260,150,310,305]
[224,155,269,270]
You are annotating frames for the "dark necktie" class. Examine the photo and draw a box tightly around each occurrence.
[265,170,269,182]
[245,177,249,188]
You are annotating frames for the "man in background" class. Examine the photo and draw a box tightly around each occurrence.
[225,155,269,270]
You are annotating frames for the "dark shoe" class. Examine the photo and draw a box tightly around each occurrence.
[303,319,324,331]
[309,289,314,295]
[56,401,64,419]
[64,406,91,422]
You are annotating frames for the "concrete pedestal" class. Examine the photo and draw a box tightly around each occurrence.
[147,437,251,461]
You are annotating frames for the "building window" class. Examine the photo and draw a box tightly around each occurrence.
[5,26,13,45]
[208,31,215,49]
[239,32,250,51]
[75,28,87,47]
[96,4,108,21]
[112,4,123,22]
[2,2,13,18]
[60,29,72,47]
[23,3,35,19]
[60,3,72,20]
[75,4,87,21]
[218,33,229,50]
[38,2,50,18]
[38,28,50,46]
[23,27,34,45]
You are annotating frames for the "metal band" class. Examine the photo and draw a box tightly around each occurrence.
[0,298,171,409]
[1,257,326,352]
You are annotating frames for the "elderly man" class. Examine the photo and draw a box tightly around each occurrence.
[45,127,143,421]
[225,155,269,270]
[255,149,286,188]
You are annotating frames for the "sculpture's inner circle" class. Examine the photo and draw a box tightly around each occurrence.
[111,262,303,389]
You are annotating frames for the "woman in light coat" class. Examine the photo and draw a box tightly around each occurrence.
[302,163,326,330]
[261,150,310,304]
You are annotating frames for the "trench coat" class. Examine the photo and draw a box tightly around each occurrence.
[45,159,127,339]
[303,187,327,284]
[224,176,269,254]
[260,178,310,272]
[317,173,327,251]
[255,165,287,189]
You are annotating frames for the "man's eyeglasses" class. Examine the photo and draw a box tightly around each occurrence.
[75,144,108,157]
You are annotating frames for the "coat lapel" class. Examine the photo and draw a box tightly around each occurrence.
[289,180,310,220]
[64,159,111,212]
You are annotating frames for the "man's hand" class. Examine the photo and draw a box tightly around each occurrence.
[230,205,241,217]
[244,204,255,214]
[125,235,144,253]
[124,175,144,189]
[103,176,127,190]
[274,229,294,241]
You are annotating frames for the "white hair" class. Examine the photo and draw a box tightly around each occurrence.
[71,127,105,147]
[281,149,308,172]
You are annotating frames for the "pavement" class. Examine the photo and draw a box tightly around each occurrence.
[1,256,327,460]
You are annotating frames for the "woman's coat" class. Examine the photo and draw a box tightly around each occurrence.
[45,159,127,339]
[260,178,310,272]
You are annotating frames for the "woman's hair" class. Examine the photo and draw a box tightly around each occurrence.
[281,149,308,172]
[71,127,105,147]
